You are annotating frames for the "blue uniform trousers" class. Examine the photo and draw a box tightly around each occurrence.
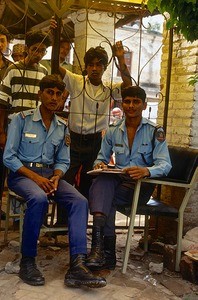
[89,174,155,236]
[7,167,88,258]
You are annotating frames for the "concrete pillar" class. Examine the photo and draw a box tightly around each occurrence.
[69,9,115,80]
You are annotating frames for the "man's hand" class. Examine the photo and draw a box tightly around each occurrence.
[32,173,56,195]
[18,166,56,195]
[50,16,58,31]
[112,41,125,59]
[124,166,150,180]
[112,41,132,87]
[48,174,61,194]
[94,162,108,170]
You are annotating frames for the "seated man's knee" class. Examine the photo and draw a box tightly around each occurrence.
[30,191,49,207]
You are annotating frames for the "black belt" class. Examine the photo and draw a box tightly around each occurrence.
[70,130,102,141]
[22,162,54,169]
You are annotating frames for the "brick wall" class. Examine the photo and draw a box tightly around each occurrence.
[157,28,198,233]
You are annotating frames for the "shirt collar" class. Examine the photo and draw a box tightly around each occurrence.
[32,106,61,125]
[120,117,147,132]
[85,76,107,90]
[32,106,42,122]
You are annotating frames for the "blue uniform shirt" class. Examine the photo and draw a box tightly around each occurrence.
[3,106,70,174]
[94,117,172,177]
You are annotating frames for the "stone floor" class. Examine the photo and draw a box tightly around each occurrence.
[0,220,198,300]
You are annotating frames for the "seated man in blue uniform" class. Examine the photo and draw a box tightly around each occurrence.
[3,74,106,288]
[86,86,172,270]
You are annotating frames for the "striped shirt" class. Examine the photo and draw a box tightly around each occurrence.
[0,61,48,110]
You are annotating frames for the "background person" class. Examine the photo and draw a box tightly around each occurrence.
[55,41,132,226]
[0,24,12,220]
[0,29,51,113]
[41,38,72,113]
[86,86,172,271]
[11,43,27,62]
[41,38,72,74]
[3,74,106,289]
[0,30,51,226]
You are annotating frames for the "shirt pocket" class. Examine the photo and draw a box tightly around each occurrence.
[45,138,61,158]
[21,134,40,157]
[112,145,125,164]
[137,144,153,165]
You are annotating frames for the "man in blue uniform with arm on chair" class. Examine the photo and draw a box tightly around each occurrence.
[86,85,172,271]
[3,74,106,288]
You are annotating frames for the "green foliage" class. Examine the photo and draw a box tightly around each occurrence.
[188,74,198,86]
[145,0,198,42]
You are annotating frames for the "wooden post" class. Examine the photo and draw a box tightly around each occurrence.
[51,0,62,74]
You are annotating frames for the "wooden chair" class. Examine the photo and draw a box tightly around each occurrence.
[118,146,198,274]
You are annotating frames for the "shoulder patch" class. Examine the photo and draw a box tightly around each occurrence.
[155,126,166,142]
[20,110,34,119]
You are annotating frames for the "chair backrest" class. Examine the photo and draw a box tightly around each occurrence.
[167,146,198,183]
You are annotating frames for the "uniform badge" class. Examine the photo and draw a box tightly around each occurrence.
[155,127,166,142]
[65,134,71,146]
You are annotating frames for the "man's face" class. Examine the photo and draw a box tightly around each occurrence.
[27,43,47,64]
[39,87,63,112]
[12,52,25,62]
[59,41,70,62]
[86,57,105,84]
[0,34,8,53]
[122,96,147,119]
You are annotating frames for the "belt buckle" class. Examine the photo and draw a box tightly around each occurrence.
[35,163,42,168]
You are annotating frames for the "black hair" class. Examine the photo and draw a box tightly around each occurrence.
[25,30,52,48]
[0,24,12,42]
[39,74,66,92]
[84,46,108,70]
[121,86,147,103]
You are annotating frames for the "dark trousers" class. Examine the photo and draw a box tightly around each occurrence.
[56,131,102,224]
[7,167,88,257]
[89,174,155,236]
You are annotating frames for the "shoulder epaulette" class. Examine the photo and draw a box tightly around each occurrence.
[147,119,157,127]
[20,110,34,119]
[57,115,68,126]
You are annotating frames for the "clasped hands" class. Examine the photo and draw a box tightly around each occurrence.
[34,174,61,196]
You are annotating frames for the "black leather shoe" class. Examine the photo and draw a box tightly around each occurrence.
[86,248,105,268]
[86,226,105,268]
[19,257,45,286]
[64,254,106,288]
[104,236,116,270]
[87,235,116,271]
